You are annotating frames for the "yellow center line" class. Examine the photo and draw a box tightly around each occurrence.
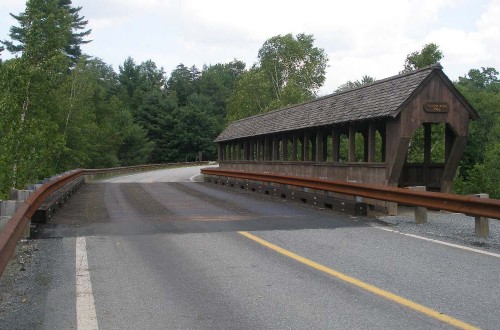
[238,231,479,330]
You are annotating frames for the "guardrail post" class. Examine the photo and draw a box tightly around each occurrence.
[10,189,33,238]
[386,202,398,216]
[0,200,23,233]
[474,193,489,238]
[408,186,427,224]
[0,216,11,232]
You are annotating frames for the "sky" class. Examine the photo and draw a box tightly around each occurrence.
[1,0,499,95]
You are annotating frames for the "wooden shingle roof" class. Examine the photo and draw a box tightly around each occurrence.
[215,65,474,142]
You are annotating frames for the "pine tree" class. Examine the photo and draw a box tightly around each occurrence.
[59,0,92,62]
[1,0,91,64]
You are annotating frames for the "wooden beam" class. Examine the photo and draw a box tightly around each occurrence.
[323,133,328,161]
[380,126,386,162]
[424,123,432,187]
[445,124,455,161]
[316,130,324,162]
[441,136,467,193]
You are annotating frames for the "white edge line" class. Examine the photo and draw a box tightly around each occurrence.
[76,237,99,330]
[376,226,500,258]
[189,174,203,182]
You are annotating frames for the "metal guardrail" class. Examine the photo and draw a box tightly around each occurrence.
[0,162,210,276]
[201,168,500,220]
[0,170,85,275]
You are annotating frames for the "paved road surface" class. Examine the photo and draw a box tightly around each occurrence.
[1,165,499,329]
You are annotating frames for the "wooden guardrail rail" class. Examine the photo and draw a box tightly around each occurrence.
[0,162,210,276]
[201,168,500,220]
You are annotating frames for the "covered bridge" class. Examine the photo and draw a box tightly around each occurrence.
[214,65,478,195]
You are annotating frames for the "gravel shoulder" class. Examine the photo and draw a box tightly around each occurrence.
[374,206,500,252]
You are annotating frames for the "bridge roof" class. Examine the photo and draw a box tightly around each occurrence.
[215,65,477,142]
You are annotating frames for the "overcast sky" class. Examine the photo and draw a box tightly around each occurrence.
[1,0,499,95]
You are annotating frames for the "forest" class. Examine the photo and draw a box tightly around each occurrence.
[0,1,499,199]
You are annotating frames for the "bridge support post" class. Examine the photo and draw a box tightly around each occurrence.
[316,130,324,162]
[474,193,489,239]
[409,186,427,224]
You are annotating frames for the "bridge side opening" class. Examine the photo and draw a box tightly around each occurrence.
[400,123,448,191]
[339,133,349,162]
[355,132,365,162]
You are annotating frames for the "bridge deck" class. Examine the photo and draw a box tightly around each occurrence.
[1,166,499,329]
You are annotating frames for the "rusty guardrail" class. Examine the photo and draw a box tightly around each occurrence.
[0,162,210,276]
[0,170,85,275]
[201,168,500,220]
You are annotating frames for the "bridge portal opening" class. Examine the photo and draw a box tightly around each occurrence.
[399,123,449,191]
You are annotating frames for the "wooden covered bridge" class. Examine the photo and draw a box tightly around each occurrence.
[215,65,478,200]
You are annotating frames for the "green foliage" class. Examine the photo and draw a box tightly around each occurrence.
[0,1,157,197]
[453,67,500,197]
[2,0,90,65]
[258,33,328,99]
[336,75,375,92]
[402,43,443,73]
[406,124,446,164]
[227,33,328,122]
[227,68,273,122]
[166,64,198,107]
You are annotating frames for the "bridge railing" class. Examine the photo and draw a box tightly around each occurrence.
[0,162,210,276]
[201,168,500,230]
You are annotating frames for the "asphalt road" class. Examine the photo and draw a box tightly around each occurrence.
[1,165,499,329]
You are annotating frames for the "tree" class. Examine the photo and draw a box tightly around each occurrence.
[166,64,199,107]
[118,57,167,112]
[2,0,91,65]
[198,60,245,117]
[226,67,273,122]
[402,43,443,73]
[168,105,218,161]
[135,91,178,162]
[54,57,154,169]
[258,33,328,102]
[59,0,92,63]
[453,67,500,197]
[336,75,375,92]
[227,33,328,122]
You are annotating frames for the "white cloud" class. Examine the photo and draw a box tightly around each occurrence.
[2,0,499,95]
